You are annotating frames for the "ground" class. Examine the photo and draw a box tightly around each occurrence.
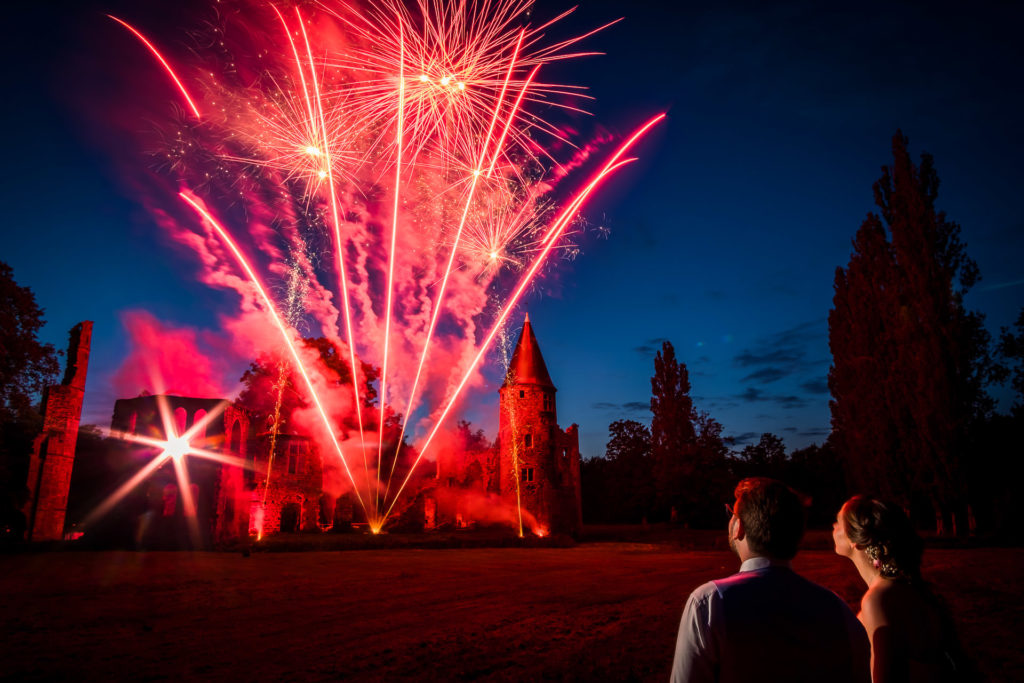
[1,535,1021,681]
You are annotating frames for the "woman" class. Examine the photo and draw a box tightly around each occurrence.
[833,496,974,682]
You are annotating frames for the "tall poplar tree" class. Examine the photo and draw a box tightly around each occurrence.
[829,132,993,534]
[650,341,697,520]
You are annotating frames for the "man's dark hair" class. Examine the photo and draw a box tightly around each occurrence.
[733,477,807,560]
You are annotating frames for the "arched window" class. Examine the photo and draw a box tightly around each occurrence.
[162,484,178,517]
[192,409,208,441]
[174,407,187,437]
[229,419,242,454]
[128,412,137,434]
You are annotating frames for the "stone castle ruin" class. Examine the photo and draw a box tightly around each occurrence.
[25,317,582,544]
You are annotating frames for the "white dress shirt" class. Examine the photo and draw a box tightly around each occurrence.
[671,556,870,683]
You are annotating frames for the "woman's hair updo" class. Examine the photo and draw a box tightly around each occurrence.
[841,496,923,580]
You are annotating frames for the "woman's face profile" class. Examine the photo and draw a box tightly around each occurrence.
[832,507,854,557]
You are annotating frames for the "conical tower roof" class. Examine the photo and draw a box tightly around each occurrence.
[502,313,555,388]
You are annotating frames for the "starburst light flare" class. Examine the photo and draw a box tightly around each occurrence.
[81,397,248,535]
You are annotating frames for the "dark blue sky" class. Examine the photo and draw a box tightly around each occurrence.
[4,1,1023,459]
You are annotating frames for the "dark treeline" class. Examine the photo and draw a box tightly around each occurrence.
[581,341,848,529]
[583,133,1024,536]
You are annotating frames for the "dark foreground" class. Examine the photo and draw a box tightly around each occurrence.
[2,543,1022,681]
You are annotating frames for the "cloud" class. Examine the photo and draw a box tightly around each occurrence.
[633,337,669,357]
[798,428,831,438]
[729,431,759,445]
[775,395,808,409]
[979,278,1024,292]
[800,378,829,395]
[741,367,789,384]
[591,401,648,414]
[733,319,829,386]
[783,426,798,433]
[736,387,808,409]
[734,348,805,368]
[738,387,764,402]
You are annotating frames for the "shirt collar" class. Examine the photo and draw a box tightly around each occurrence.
[739,556,792,572]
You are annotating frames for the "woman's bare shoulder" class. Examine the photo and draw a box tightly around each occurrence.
[860,580,900,626]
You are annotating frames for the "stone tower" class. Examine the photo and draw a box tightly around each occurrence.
[498,315,581,536]
[24,321,93,541]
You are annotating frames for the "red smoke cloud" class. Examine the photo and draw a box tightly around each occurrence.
[112,310,237,398]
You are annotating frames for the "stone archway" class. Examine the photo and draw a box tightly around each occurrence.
[280,501,301,533]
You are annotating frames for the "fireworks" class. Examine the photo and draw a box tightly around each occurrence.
[98,0,663,534]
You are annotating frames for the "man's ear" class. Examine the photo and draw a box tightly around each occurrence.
[732,515,745,541]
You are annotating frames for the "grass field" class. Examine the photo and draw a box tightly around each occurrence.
[2,538,1021,681]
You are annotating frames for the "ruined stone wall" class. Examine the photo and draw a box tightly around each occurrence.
[213,405,250,543]
[107,394,249,546]
[433,442,494,527]
[553,424,582,535]
[252,435,323,534]
[24,321,92,541]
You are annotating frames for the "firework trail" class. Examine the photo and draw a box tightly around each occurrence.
[99,0,663,531]
[257,263,307,537]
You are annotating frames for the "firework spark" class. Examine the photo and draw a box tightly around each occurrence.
[97,0,662,532]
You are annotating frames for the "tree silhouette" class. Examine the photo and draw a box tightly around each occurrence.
[829,132,995,534]
[650,341,697,521]
[739,433,787,472]
[604,419,653,523]
[0,261,59,422]
[0,261,60,543]
[997,308,1024,414]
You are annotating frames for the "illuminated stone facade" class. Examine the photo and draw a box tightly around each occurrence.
[497,316,582,536]
[24,321,93,541]
[248,432,324,535]
[425,315,582,536]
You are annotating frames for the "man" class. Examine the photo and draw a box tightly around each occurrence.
[671,478,870,683]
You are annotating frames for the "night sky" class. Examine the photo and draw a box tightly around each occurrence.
[4,1,1023,459]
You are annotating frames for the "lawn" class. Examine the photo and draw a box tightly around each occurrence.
[2,541,1021,680]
